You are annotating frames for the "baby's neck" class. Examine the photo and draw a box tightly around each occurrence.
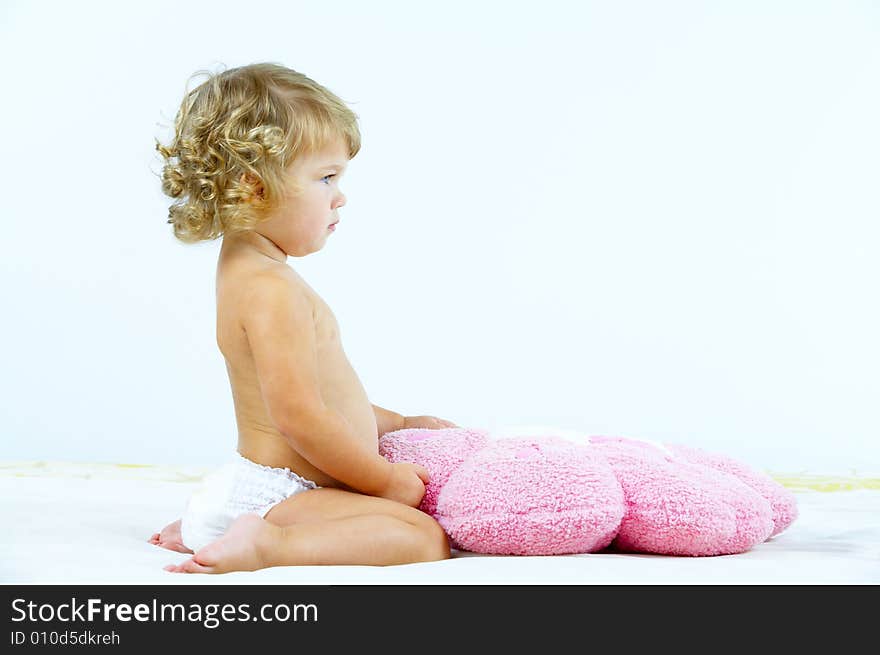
[222,231,288,264]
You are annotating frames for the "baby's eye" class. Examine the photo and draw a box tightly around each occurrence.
[321,174,336,184]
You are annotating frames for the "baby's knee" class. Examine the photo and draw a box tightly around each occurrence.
[415,515,451,562]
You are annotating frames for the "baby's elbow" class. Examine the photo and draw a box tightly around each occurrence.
[276,403,327,450]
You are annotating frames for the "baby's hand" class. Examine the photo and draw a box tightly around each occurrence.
[403,415,459,430]
[378,462,430,508]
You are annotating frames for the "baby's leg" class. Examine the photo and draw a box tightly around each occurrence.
[165,488,450,573]
[262,486,434,527]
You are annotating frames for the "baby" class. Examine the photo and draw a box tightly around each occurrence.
[149,62,455,573]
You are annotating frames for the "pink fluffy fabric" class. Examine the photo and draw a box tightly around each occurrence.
[378,427,797,558]
[663,442,798,537]
[378,427,491,516]
[436,436,625,555]
[589,436,775,556]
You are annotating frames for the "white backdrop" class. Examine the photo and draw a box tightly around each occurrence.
[1,0,877,473]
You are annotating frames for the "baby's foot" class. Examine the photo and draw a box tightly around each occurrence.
[148,519,193,554]
[163,514,275,574]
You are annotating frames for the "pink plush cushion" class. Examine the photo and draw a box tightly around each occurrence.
[378,427,491,516]
[589,436,775,556]
[378,426,796,558]
[436,436,625,555]
[663,442,798,537]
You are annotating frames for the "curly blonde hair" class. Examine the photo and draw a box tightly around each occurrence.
[155,62,361,243]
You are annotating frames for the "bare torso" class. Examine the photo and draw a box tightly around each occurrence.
[214,240,378,489]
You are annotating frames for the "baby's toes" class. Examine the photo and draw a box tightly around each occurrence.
[180,558,214,574]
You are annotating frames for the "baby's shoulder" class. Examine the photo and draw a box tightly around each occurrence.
[221,256,306,293]
[219,261,318,324]
[245,266,317,307]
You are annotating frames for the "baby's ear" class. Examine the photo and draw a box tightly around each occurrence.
[239,172,265,199]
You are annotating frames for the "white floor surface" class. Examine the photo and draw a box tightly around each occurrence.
[2,461,878,585]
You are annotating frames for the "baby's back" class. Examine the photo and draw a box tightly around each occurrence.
[214,240,378,488]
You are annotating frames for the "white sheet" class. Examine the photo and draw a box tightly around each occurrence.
[2,461,878,584]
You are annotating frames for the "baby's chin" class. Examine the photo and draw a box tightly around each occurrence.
[289,243,328,258]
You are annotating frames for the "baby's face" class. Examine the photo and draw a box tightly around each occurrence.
[263,137,350,257]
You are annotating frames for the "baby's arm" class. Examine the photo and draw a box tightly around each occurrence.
[243,276,390,492]
[243,277,423,504]
[372,403,405,437]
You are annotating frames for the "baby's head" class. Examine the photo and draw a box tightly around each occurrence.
[156,62,359,256]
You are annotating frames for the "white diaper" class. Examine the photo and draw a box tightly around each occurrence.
[180,452,320,552]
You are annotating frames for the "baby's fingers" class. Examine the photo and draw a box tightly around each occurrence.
[413,464,430,484]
